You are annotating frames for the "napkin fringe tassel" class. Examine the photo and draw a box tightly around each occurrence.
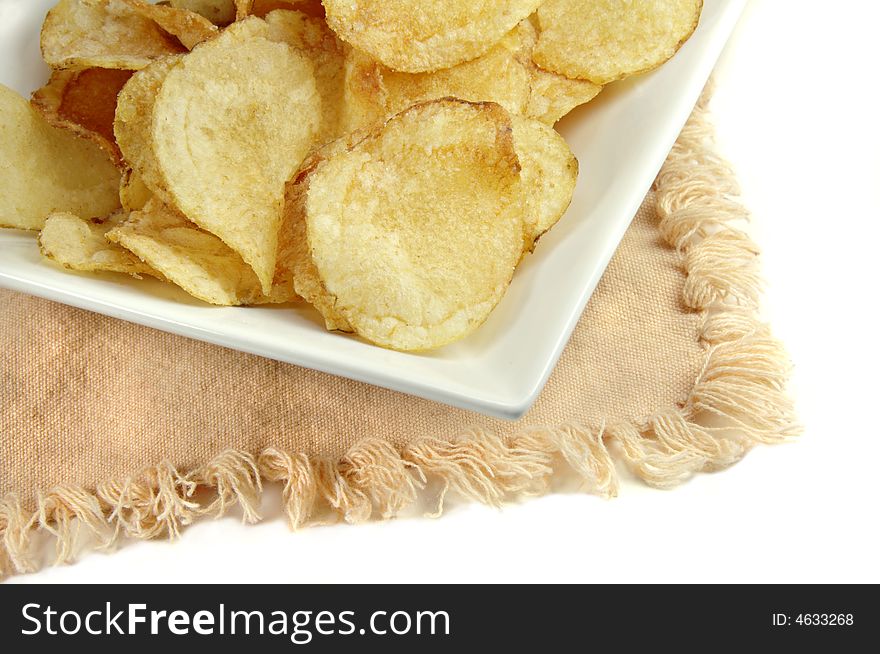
[0,88,799,578]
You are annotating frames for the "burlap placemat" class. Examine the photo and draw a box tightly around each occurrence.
[0,94,798,578]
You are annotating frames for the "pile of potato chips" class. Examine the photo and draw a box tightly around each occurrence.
[0,0,702,351]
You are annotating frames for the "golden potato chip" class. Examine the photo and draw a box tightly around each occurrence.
[286,99,524,351]
[39,211,159,278]
[107,200,296,305]
[41,0,185,70]
[176,10,342,144]
[0,84,121,231]
[114,55,181,205]
[120,0,218,50]
[510,115,578,252]
[119,169,152,212]
[341,25,531,133]
[234,0,253,20]
[31,67,133,165]
[382,28,531,116]
[250,0,325,19]
[261,9,346,145]
[170,0,236,25]
[150,19,321,294]
[339,53,387,138]
[518,16,603,124]
[276,145,350,332]
[526,67,602,125]
[275,131,371,332]
[533,0,703,85]
[117,15,339,206]
[323,0,543,73]
[341,19,601,130]
[278,187,352,331]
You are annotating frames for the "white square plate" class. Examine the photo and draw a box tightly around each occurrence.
[0,0,744,419]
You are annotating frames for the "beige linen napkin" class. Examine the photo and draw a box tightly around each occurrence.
[0,96,797,577]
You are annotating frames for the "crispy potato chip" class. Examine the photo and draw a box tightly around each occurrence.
[519,16,603,124]
[341,25,531,133]
[250,0,325,19]
[150,19,321,293]
[279,188,352,331]
[234,0,253,20]
[117,15,339,199]
[279,103,577,337]
[323,0,543,73]
[261,9,346,145]
[107,200,296,305]
[0,84,121,231]
[170,0,236,25]
[275,142,351,331]
[39,211,159,278]
[119,169,152,212]
[275,130,370,332]
[285,99,524,350]
[41,0,186,70]
[533,0,703,85]
[114,55,181,205]
[510,115,578,252]
[341,20,601,130]
[380,28,531,116]
[339,53,387,138]
[120,0,218,50]
[31,67,133,165]
[526,67,602,125]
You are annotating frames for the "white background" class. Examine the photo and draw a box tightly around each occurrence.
[12,0,880,583]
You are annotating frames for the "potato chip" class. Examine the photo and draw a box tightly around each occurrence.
[120,0,218,50]
[261,9,346,145]
[518,16,603,125]
[114,55,181,205]
[278,186,352,331]
[41,0,186,70]
[150,19,321,294]
[339,54,387,138]
[341,19,601,130]
[526,67,602,125]
[275,144,350,331]
[381,28,531,116]
[323,0,543,73]
[119,169,152,212]
[275,130,372,332]
[234,0,253,20]
[250,0,325,19]
[31,67,133,165]
[107,200,296,305]
[533,0,703,85]
[0,84,121,231]
[341,25,531,133]
[170,0,236,25]
[39,211,159,278]
[188,8,340,140]
[285,99,524,350]
[510,115,578,252]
